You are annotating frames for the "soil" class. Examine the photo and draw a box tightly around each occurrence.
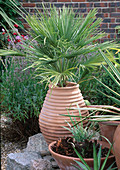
[52,137,112,158]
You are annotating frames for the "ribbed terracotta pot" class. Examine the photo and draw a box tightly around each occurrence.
[39,82,88,144]
[49,141,115,170]
[113,124,120,169]
[99,121,120,143]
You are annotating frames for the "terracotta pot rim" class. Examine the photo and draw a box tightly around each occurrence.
[99,121,120,126]
[49,82,79,89]
[49,141,114,161]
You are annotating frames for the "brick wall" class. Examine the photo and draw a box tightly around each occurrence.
[19,0,120,41]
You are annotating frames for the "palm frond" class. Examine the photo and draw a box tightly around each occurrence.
[1,3,119,86]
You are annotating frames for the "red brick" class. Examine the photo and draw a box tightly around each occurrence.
[111,19,115,23]
[57,0,71,1]
[108,34,110,39]
[104,13,108,17]
[117,8,120,12]
[72,0,86,2]
[86,3,89,7]
[23,3,35,7]
[86,2,93,7]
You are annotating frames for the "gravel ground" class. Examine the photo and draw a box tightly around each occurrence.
[1,115,27,170]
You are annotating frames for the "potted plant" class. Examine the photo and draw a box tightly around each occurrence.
[48,112,115,170]
[61,93,120,168]
[70,107,120,169]
[0,5,119,144]
[49,49,120,169]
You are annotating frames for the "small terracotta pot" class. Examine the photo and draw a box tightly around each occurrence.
[49,141,115,170]
[99,121,120,143]
[113,124,120,169]
[39,82,89,144]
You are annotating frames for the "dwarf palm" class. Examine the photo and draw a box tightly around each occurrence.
[0,3,119,86]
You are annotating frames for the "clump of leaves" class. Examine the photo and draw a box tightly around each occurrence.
[0,4,119,87]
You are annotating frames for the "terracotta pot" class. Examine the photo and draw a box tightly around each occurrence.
[39,82,89,144]
[113,124,120,169]
[49,141,115,170]
[99,121,120,143]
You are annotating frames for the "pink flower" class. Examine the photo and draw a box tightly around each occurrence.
[2,32,6,35]
[13,33,17,35]
[14,24,18,28]
[15,35,21,40]
[7,38,11,42]
[24,35,29,40]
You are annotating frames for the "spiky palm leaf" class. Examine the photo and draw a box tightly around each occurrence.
[0,3,119,86]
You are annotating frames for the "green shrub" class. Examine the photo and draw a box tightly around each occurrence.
[78,70,102,103]
[94,72,120,106]
[1,57,48,122]
[79,67,120,106]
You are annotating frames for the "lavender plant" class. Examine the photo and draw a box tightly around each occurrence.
[1,58,48,121]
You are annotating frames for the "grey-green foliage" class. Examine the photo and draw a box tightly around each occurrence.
[63,105,97,143]
[0,3,119,87]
